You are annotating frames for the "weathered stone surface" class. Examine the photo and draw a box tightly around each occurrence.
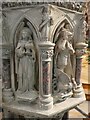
[2,1,86,13]
[2,3,87,119]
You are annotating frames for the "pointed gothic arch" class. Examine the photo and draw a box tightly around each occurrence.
[54,19,74,43]
[51,15,75,43]
[10,17,40,92]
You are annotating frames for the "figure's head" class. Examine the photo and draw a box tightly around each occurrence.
[20,27,32,41]
[59,28,68,40]
[64,23,70,30]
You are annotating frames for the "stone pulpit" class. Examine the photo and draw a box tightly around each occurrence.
[2,3,88,119]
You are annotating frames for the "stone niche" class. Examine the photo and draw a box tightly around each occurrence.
[2,4,87,119]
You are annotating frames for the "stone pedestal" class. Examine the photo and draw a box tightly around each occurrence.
[2,95,86,119]
[39,41,55,110]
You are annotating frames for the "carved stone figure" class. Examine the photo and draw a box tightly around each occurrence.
[2,4,87,119]
[39,6,53,41]
[54,25,77,99]
[15,27,36,97]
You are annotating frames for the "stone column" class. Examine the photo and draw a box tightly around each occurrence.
[2,44,14,103]
[73,42,88,97]
[39,41,55,110]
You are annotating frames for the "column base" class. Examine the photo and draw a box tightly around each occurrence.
[3,88,14,103]
[3,109,11,118]
[73,85,84,98]
[39,96,53,110]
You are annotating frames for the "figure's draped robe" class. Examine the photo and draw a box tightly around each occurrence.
[15,42,34,93]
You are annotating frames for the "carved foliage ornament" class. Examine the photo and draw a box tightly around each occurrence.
[75,49,86,57]
[41,49,53,60]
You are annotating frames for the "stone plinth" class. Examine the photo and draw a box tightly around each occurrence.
[2,94,86,118]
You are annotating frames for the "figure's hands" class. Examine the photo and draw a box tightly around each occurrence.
[67,42,75,54]
[16,47,25,58]
[25,42,33,49]
[25,43,30,49]
[21,43,25,48]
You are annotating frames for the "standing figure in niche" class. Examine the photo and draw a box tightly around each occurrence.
[55,26,76,95]
[15,27,36,94]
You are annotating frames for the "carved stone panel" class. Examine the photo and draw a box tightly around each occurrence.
[52,22,76,101]
[2,4,87,118]
[13,22,39,102]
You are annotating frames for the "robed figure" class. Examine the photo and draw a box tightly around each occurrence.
[15,27,36,95]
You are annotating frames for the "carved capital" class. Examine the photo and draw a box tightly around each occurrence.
[41,49,53,61]
[75,42,88,58]
[75,49,86,58]
[39,41,55,61]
